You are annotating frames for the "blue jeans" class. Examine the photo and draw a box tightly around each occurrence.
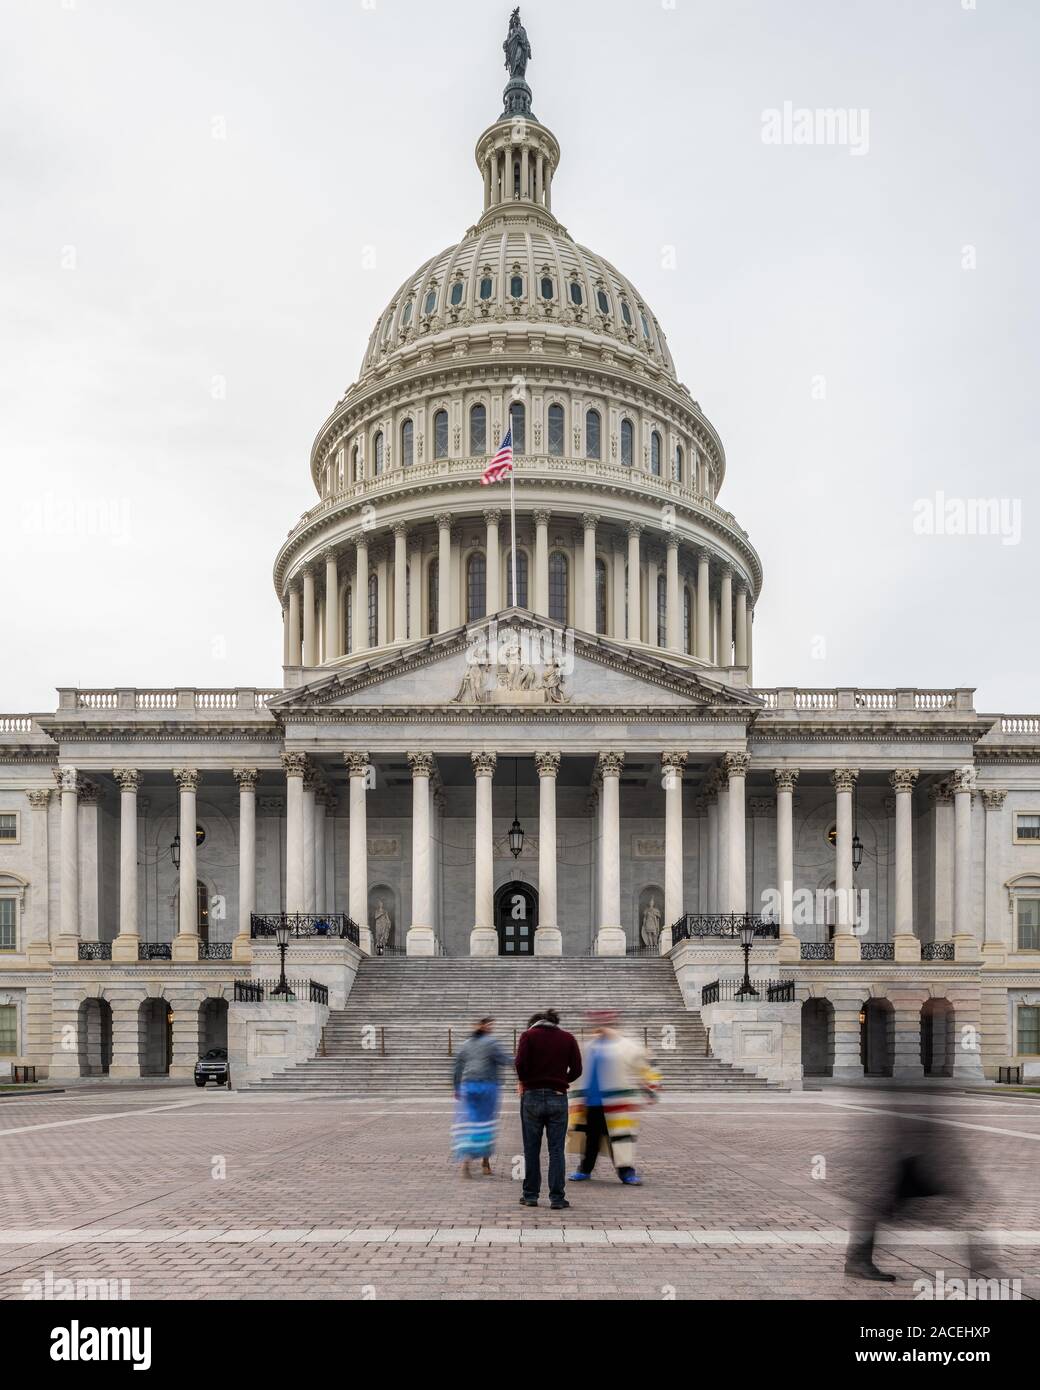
[520,1089,569,1203]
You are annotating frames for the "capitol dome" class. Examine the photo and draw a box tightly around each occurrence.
[273,18,762,684]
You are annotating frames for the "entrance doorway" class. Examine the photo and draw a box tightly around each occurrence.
[495,881,538,956]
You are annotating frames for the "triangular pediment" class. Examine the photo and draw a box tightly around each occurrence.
[269,610,763,713]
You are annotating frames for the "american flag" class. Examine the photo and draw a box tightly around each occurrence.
[480,427,513,485]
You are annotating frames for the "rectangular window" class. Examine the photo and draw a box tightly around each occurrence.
[1014,813,1040,843]
[1019,1004,1040,1056]
[0,1004,16,1056]
[1017,898,1040,951]
[0,899,15,952]
[0,813,17,843]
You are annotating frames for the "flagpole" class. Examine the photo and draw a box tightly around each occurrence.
[509,447,518,609]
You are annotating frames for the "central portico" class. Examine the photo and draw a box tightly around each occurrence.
[268,608,762,958]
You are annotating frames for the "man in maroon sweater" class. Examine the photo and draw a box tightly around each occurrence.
[514,1009,583,1209]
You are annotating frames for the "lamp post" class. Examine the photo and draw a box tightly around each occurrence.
[272,920,291,997]
[736,917,758,999]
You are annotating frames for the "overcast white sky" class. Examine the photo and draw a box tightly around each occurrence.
[1,0,1037,713]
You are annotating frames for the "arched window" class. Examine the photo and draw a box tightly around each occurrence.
[479,276,493,300]
[569,281,583,306]
[513,160,522,197]
[450,280,464,307]
[351,444,360,481]
[540,276,555,300]
[509,400,526,453]
[373,430,385,476]
[620,299,633,327]
[345,587,353,654]
[657,574,667,647]
[368,572,378,647]
[510,274,524,299]
[434,410,448,460]
[402,299,413,327]
[470,403,487,456]
[427,560,439,633]
[621,418,634,467]
[673,443,683,484]
[467,552,486,621]
[683,586,692,655]
[506,550,529,608]
[595,558,607,634]
[547,403,565,457]
[424,287,437,315]
[596,288,610,315]
[401,419,414,468]
[640,310,652,341]
[197,881,209,946]
[585,408,601,460]
[650,430,662,476]
[548,552,568,623]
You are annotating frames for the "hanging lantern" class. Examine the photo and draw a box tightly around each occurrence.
[509,756,525,858]
[170,833,180,869]
[852,832,864,872]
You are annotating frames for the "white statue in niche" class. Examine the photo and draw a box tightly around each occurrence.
[373,900,393,953]
[640,897,662,950]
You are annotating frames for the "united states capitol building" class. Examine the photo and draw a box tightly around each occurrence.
[2,14,1038,1089]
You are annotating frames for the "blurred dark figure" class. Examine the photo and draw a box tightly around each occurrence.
[845,1085,995,1281]
[515,1008,583,1210]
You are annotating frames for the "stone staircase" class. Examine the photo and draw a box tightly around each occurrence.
[245,957,778,1095]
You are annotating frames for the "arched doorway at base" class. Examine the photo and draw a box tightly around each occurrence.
[801,998,834,1077]
[921,998,954,1077]
[495,881,538,956]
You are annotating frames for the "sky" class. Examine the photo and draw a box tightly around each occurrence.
[1,0,1037,713]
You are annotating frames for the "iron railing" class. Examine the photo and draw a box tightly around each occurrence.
[199,942,233,960]
[671,914,778,942]
[77,942,112,960]
[138,942,172,960]
[860,942,895,960]
[701,979,795,1004]
[998,1065,1023,1085]
[800,942,834,960]
[922,941,955,961]
[233,977,329,1004]
[250,913,359,945]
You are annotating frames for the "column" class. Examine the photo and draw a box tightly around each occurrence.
[313,786,328,914]
[982,789,1008,963]
[345,752,371,952]
[324,552,340,661]
[627,522,642,642]
[354,535,370,653]
[302,566,317,666]
[302,773,317,913]
[533,509,550,616]
[662,752,687,954]
[393,523,408,641]
[535,751,562,955]
[723,753,748,914]
[484,510,502,615]
[716,772,730,912]
[172,768,200,961]
[233,768,257,962]
[774,768,799,962]
[408,543,423,639]
[78,781,100,941]
[52,769,80,962]
[407,752,435,955]
[283,752,307,914]
[112,769,140,963]
[930,784,954,942]
[612,541,626,636]
[436,514,452,632]
[706,788,719,913]
[596,751,625,955]
[719,566,733,666]
[665,535,681,652]
[582,513,598,631]
[287,587,302,666]
[483,155,492,210]
[376,545,389,645]
[26,789,51,960]
[734,585,748,667]
[832,769,861,961]
[470,752,498,956]
[952,767,979,961]
[535,152,544,204]
[746,605,754,683]
[520,145,529,200]
[696,552,710,660]
[646,548,659,646]
[890,768,921,962]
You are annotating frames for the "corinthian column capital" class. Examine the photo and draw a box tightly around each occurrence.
[407,751,436,779]
[831,768,859,793]
[889,768,919,795]
[172,768,199,793]
[113,768,140,793]
[471,751,498,777]
[534,750,561,778]
[773,767,799,794]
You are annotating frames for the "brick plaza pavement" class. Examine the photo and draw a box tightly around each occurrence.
[0,1085,1037,1301]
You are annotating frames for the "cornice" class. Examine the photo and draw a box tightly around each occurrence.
[750,719,983,744]
[279,705,755,726]
[39,724,284,745]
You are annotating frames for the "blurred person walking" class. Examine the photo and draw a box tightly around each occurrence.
[452,1016,513,1178]
[568,1011,660,1186]
[515,1008,583,1209]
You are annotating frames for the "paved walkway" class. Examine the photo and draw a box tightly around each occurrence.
[1,1087,1037,1300]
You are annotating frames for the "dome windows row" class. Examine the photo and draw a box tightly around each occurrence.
[326,405,706,493]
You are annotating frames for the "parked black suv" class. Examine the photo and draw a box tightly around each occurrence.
[194,1047,230,1087]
